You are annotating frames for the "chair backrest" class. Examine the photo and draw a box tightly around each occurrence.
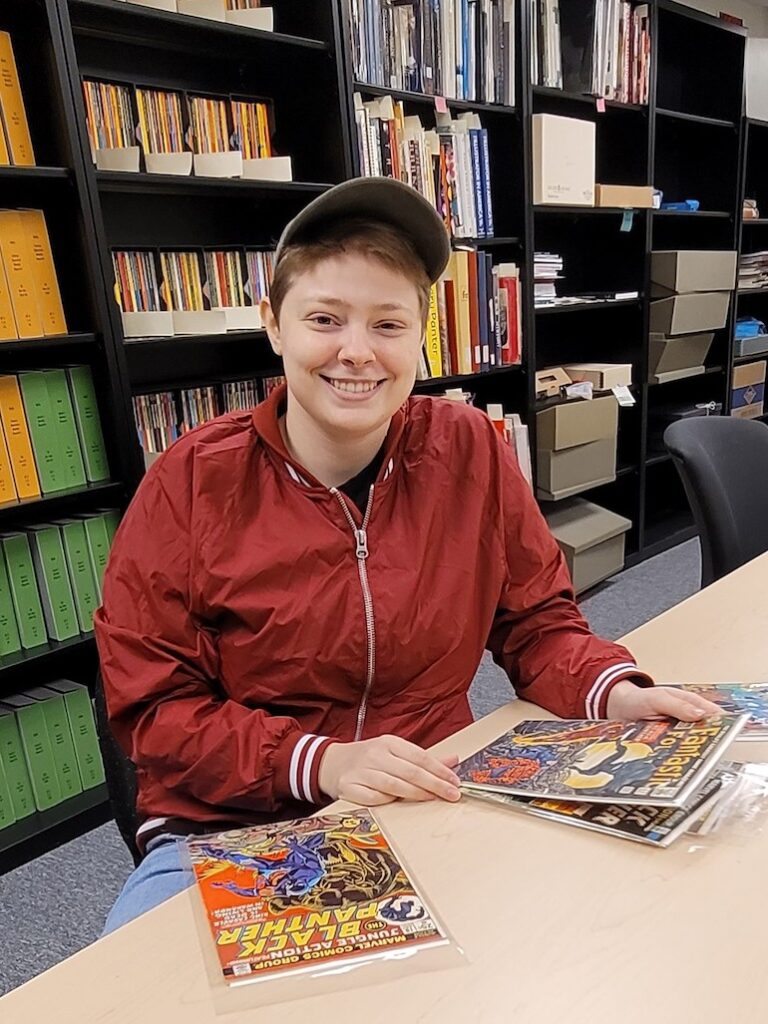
[94,669,141,866]
[664,415,768,587]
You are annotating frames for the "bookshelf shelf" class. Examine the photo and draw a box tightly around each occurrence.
[460,237,521,247]
[535,298,642,314]
[67,0,330,53]
[95,171,334,198]
[651,209,732,219]
[352,81,517,116]
[0,332,98,354]
[414,366,523,392]
[0,782,110,875]
[531,85,645,112]
[737,287,768,296]
[656,108,737,129]
[646,365,725,385]
[742,219,768,226]
[123,329,266,348]
[734,353,768,365]
[0,634,96,681]
[0,165,70,181]
[534,205,649,216]
[0,481,124,525]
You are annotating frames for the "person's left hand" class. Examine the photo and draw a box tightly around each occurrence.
[605,680,723,721]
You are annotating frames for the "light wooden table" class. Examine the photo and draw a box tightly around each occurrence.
[4,552,768,1024]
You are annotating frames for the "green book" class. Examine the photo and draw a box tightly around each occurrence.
[1,693,62,811]
[1,532,48,649]
[0,707,35,818]
[42,369,87,489]
[17,370,67,495]
[0,751,15,829]
[47,679,106,789]
[73,514,111,600]
[96,508,121,546]
[25,686,83,799]
[28,524,80,641]
[0,541,21,656]
[53,519,99,631]
[65,365,110,483]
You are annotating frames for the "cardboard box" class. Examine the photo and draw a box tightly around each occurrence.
[595,184,654,209]
[535,367,572,398]
[734,334,768,359]
[731,360,766,419]
[537,437,617,501]
[545,498,631,593]
[651,367,706,384]
[563,363,632,390]
[532,114,595,206]
[651,250,737,296]
[649,292,730,335]
[648,332,714,381]
[536,395,619,451]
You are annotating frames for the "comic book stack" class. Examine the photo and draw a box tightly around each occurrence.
[456,685,768,848]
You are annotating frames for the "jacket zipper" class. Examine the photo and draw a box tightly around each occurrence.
[329,484,376,741]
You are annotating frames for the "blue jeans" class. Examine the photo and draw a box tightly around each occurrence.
[103,837,195,935]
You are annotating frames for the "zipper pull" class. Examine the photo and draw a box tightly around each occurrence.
[355,528,369,559]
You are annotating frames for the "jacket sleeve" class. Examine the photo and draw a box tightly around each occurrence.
[94,442,336,813]
[485,425,653,718]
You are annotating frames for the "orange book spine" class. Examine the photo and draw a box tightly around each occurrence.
[0,115,9,165]
[16,209,67,336]
[0,374,40,498]
[0,417,17,505]
[0,210,43,338]
[0,251,18,340]
[0,32,35,166]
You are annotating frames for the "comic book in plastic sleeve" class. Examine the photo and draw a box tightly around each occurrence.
[455,716,749,807]
[465,766,731,847]
[185,809,448,985]
[663,683,768,739]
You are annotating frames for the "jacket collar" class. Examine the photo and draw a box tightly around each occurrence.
[251,382,409,492]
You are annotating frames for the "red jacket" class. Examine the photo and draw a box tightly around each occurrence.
[95,384,650,838]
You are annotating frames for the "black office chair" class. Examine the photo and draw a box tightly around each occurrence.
[664,415,768,588]
[94,669,141,866]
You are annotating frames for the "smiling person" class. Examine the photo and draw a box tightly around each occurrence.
[95,177,720,933]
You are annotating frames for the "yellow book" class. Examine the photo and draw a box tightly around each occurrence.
[0,251,18,340]
[0,210,44,338]
[0,418,17,505]
[425,284,443,377]
[0,115,9,165]
[0,374,40,498]
[451,250,473,375]
[17,209,67,336]
[0,32,35,166]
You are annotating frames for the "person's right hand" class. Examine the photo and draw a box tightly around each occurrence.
[317,734,462,806]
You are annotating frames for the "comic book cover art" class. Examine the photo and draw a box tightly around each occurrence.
[466,767,730,847]
[664,684,768,739]
[186,809,447,985]
[455,716,749,807]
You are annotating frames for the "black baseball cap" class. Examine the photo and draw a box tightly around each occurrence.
[275,177,451,284]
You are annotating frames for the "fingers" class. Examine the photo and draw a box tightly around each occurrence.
[364,769,461,803]
[440,753,460,769]
[344,785,396,807]
[646,689,720,722]
[383,735,461,786]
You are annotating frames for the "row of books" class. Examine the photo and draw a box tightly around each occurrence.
[354,95,495,239]
[0,511,117,655]
[349,0,516,105]
[0,368,109,505]
[82,79,273,159]
[113,248,274,318]
[0,208,68,340]
[133,376,284,456]
[419,251,521,378]
[0,681,107,826]
[530,0,651,104]
[486,402,532,486]
[0,32,35,167]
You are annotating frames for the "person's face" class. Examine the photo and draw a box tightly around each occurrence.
[262,252,424,440]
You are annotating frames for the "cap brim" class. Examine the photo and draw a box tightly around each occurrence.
[276,177,451,284]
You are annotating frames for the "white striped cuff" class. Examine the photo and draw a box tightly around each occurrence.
[585,662,640,719]
[288,733,330,803]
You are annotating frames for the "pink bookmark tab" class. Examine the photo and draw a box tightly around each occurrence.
[596,97,606,113]
[435,95,448,114]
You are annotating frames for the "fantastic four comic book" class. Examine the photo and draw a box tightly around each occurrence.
[186,809,447,985]
[456,716,748,806]
[663,684,768,738]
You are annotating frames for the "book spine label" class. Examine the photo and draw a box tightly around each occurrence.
[62,687,106,789]
[18,371,67,494]
[0,711,35,818]
[0,752,15,828]
[17,210,67,337]
[30,528,80,641]
[0,541,20,655]
[3,533,47,649]
[66,366,110,483]
[469,130,486,238]
[0,375,40,499]
[43,369,86,488]
[16,704,62,810]
[60,521,99,632]
[38,692,83,799]
[425,285,443,377]
[0,32,35,166]
[480,129,495,236]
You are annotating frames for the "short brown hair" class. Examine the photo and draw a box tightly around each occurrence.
[269,217,432,324]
